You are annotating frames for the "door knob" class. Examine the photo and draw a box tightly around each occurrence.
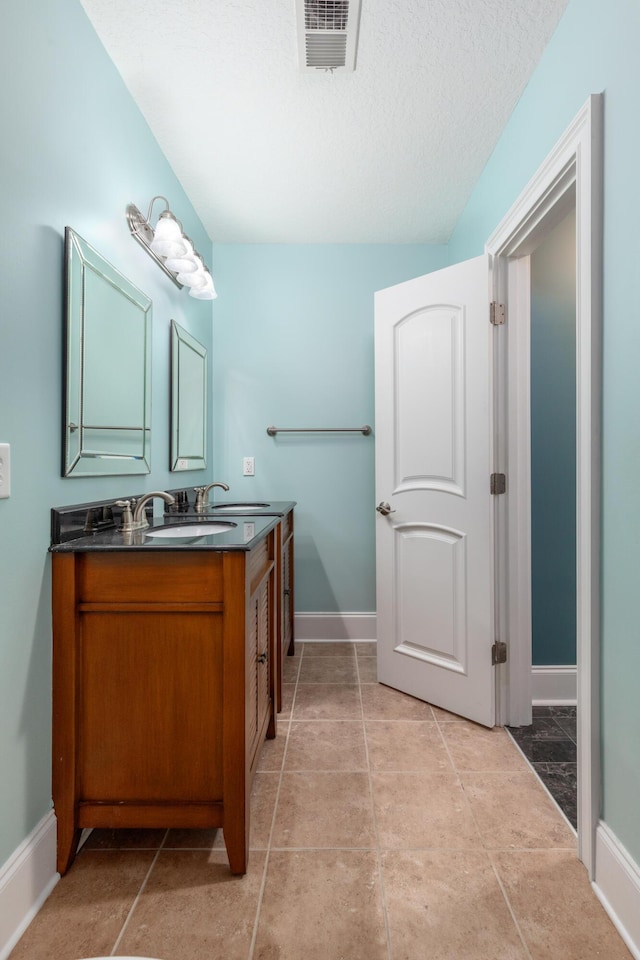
[376,501,396,516]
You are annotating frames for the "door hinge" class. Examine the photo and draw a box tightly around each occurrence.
[492,641,507,665]
[490,472,506,495]
[490,301,505,325]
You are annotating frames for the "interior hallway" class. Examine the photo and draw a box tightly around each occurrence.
[10,642,631,960]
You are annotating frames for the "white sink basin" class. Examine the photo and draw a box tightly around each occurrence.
[146,522,237,538]
[211,502,269,511]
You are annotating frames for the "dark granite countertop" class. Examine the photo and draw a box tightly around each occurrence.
[49,495,291,552]
[50,513,279,552]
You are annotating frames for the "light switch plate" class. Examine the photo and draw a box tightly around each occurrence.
[0,443,10,499]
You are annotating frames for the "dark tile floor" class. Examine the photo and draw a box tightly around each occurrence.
[506,706,577,828]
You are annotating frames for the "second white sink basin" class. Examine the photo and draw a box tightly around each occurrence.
[146,521,237,538]
[211,502,270,511]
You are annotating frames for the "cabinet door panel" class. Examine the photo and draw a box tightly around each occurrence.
[80,611,223,801]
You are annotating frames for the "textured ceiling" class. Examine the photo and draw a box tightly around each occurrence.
[79,0,569,243]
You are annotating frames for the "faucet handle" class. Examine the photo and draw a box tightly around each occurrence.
[114,499,134,531]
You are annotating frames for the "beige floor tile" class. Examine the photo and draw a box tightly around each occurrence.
[117,849,266,960]
[298,655,359,683]
[372,771,482,849]
[365,720,453,771]
[82,826,167,849]
[461,771,576,849]
[355,641,377,657]
[300,641,356,657]
[292,682,362,719]
[357,656,379,682]
[255,849,387,960]
[285,720,367,770]
[361,683,435,720]
[249,772,279,849]
[441,720,529,771]
[280,683,295,719]
[257,728,288,770]
[382,849,527,959]
[282,655,300,682]
[493,850,633,959]
[272,771,375,848]
[9,851,154,960]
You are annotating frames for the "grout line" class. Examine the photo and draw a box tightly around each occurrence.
[110,829,169,956]
[247,642,298,960]
[359,665,394,960]
[487,851,535,960]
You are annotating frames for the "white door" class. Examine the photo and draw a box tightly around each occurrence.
[374,255,495,727]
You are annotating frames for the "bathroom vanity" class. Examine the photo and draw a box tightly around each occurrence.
[50,504,291,877]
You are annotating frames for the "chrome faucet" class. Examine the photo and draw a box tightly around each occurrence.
[193,481,230,512]
[116,491,176,532]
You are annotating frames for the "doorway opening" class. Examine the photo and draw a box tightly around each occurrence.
[487,94,602,876]
[506,204,578,829]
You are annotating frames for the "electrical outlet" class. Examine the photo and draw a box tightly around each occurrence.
[176,458,188,470]
[242,456,255,477]
[0,443,10,499]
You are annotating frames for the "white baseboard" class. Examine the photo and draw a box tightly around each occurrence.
[294,613,376,642]
[0,811,58,960]
[593,820,640,959]
[531,664,577,704]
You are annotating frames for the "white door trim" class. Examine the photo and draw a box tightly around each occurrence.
[485,93,603,878]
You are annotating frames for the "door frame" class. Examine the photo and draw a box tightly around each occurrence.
[485,94,603,877]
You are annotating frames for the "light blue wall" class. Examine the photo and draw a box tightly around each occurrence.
[0,0,213,866]
[530,210,576,666]
[448,0,640,863]
[211,244,448,612]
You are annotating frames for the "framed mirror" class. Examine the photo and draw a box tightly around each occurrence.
[63,228,152,477]
[170,320,207,471]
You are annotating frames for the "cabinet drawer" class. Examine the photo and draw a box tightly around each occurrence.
[77,552,223,603]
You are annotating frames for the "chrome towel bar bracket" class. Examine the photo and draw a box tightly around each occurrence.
[266,425,372,436]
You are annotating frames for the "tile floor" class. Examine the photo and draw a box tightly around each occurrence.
[507,706,578,828]
[10,642,631,960]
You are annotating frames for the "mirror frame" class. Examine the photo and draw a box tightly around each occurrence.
[63,227,152,477]
[170,320,207,472]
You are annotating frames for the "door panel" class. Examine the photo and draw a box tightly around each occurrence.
[375,255,495,726]
[395,306,465,496]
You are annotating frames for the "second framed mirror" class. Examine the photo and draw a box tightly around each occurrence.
[170,320,207,471]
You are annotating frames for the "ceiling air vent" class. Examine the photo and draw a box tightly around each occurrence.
[296,0,362,72]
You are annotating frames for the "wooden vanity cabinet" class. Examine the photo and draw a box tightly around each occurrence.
[276,509,295,712]
[52,530,276,877]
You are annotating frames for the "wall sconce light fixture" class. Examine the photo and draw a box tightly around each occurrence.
[126,196,217,300]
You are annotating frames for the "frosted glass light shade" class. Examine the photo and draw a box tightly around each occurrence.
[150,236,188,258]
[154,212,183,241]
[177,258,208,288]
[163,239,198,274]
[189,275,217,300]
[149,212,187,258]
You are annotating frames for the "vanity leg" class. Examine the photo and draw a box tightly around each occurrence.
[267,702,276,740]
[224,801,248,875]
[56,821,81,875]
